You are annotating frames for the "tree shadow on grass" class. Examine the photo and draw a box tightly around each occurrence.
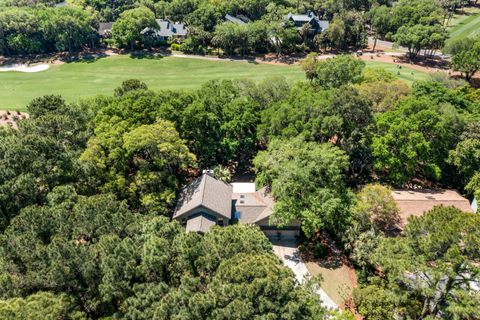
[129,51,166,60]
[63,53,110,64]
[299,232,346,270]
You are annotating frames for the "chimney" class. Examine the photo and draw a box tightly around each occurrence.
[202,169,215,176]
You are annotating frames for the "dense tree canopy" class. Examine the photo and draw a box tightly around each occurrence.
[254,137,352,237]
[313,55,365,88]
[343,184,399,274]
[0,6,97,55]
[444,35,480,82]
[111,7,157,50]
[1,0,480,311]
[0,184,327,318]
[0,96,92,231]
[1,0,471,57]
[355,206,480,319]
[81,110,195,213]
[259,81,373,179]
[372,83,466,186]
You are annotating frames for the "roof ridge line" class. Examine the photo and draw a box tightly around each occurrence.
[200,174,207,208]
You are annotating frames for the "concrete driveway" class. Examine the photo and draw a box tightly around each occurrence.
[271,239,339,310]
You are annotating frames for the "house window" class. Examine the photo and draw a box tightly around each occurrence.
[234,211,242,220]
[239,200,245,204]
[218,219,224,226]
[240,194,245,199]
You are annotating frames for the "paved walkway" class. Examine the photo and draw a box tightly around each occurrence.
[271,240,339,310]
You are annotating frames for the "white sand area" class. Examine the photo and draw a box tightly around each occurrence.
[0,64,50,73]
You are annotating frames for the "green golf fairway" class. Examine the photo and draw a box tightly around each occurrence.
[448,7,480,42]
[0,55,429,111]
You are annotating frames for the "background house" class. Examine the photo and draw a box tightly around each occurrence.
[224,14,250,25]
[391,189,474,229]
[286,11,329,35]
[173,173,300,239]
[141,19,188,42]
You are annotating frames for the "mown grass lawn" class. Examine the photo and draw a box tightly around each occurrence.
[364,61,431,84]
[0,55,304,111]
[447,6,480,43]
[0,55,430,111]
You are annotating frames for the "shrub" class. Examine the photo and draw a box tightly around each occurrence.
[298,244,307,253]
[170,43,181,51]
[312,242,328,259]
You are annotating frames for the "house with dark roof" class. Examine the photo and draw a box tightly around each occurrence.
[173,173,300,238]
[141,19,188,41]
[286,11,329,35]
[224,14,251,25]
[391,189,474,230]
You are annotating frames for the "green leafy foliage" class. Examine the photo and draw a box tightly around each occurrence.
[0,190,325,319]
[356,206,480,319]
[343,184,399,273]
[372,83,466,186]
[81,118,196,214]
[394,23,448,58]
[444,35,480,82]
[352,184,400,232]
[111,7,157,50]
[0,292,87,320]
[0,6,96,55]
[259,82,373,178]
[313,55,366,88]
[254,137,352,237]
[0,96,92,231]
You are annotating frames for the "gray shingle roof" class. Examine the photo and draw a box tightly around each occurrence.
[185,214,216,233]
[286,12,329,32]
[286,13,313,22]
[318,20,329,32]
[232,187,274,224]
[225,14,250,24]
[141,19,188,37]
[173,174,233,220]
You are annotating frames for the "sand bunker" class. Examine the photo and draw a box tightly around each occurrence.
[0,64,50,73]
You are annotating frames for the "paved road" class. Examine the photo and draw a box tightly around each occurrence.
[271,240,339,310]
[368,37,448,58]
[368,37,406,52]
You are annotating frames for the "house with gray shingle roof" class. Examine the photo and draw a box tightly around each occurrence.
[174,173,300,238]
[225,14,250,25]
[286,11,329,35]
[141,19,188,41]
